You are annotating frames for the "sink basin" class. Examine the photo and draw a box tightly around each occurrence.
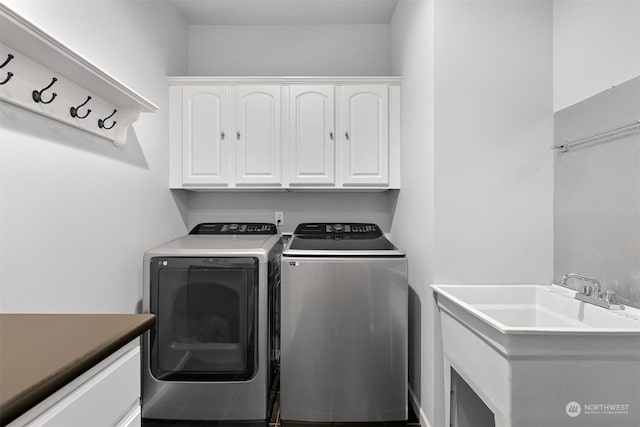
[434,284,639,332]
[432,284,640,427]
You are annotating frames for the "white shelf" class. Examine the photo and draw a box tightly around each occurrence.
[0,4,158,146]
[167,76,402,85]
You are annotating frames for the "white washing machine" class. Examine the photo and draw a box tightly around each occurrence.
[142,223,281,423]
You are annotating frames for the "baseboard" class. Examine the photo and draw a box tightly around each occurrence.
[408,386,433,427]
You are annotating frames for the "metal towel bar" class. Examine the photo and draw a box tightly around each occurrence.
[551,119,640,152]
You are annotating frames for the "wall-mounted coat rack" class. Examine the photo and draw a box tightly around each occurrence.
[0,4,158,146]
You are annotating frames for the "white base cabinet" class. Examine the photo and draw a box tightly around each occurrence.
[169,77,401,190]
[8,342,141,427]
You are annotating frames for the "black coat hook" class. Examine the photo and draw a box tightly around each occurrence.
[0,54,14,69]
[32,77,58,104]
[0,72,12,85]
[0,54,15,86]
[98,109,117,130]
[70,96,92,119]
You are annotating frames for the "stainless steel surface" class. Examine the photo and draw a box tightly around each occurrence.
[142,233,281,421]
[554,76,640,310]
[284,234,405,257]
[574,291,625,310]
[567,273,625,310]
[560,272,601,290]
[604,290,618,304]
[284,248,405,257]
[280,255,408,422]
[143,234,280,258]
[551,119,640,152]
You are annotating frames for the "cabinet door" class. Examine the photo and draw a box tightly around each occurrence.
[14,345,140,427]
[288,86,335,185]
[182,86,229,186]
[235,86,282,185]
[339,86,389,186]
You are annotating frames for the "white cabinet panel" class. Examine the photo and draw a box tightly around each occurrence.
[182,86,229,186]
[288,86,335,185]
[168,78,400,190]
[339,86,389,186]
[10,343,141,427]
[115,405,141,427]
[235,86,282,185]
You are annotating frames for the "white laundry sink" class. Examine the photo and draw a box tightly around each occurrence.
[432,284,640,427]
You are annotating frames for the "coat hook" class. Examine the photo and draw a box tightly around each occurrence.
[0,54,14,69]
[70,96,92,119]
[98,109,117,130]
[0,54,14,85]
[32,77,58,104]
[0,72,12,85]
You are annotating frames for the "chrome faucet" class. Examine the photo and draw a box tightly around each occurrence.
[559,272,623,310]
[560,272,601,292]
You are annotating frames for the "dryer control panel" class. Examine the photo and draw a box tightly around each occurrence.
[190,222,278,235]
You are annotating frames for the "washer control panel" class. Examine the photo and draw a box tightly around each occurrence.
[294,223,382,236]
[190,222,278,235]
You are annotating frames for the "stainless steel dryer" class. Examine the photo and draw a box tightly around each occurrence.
[281,223,408,423]
[142,223,281,423]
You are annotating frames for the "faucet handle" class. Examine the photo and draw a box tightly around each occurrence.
[591,285,600,299]
[604,290,618,304]
[581,284,592,296]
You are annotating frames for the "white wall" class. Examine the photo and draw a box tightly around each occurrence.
[185,21,394,231]
[433,0,554,284]
[389,1,436,426]
[553,0,640,111]
[0,1,189,313]
[390,1,554,426]
[554,77,640,308]
[188,192,392,233]
[188,24,391,76]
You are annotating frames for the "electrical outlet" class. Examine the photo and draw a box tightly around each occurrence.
[275,211,284,226]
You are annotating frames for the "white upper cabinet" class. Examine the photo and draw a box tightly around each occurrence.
[288,86,335,185]
[338,86,389,186]
[235,86,282,186]
[169,77,400,190]
[182,86,229,186]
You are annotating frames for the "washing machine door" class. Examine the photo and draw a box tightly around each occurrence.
[149,257,258,381]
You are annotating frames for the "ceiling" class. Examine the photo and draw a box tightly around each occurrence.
[169,0,399,25]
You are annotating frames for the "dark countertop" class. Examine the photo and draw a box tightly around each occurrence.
[0,313,155,426]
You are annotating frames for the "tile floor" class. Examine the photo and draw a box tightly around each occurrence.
[143,392,421,427]
[269,393,421,427]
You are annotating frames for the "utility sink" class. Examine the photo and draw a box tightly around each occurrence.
[432,284,640,427]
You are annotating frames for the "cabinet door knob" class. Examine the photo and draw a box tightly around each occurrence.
[236,131,241,140]
[220,131,225,140]
[345,131,350,140]
[329,131,334,140]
